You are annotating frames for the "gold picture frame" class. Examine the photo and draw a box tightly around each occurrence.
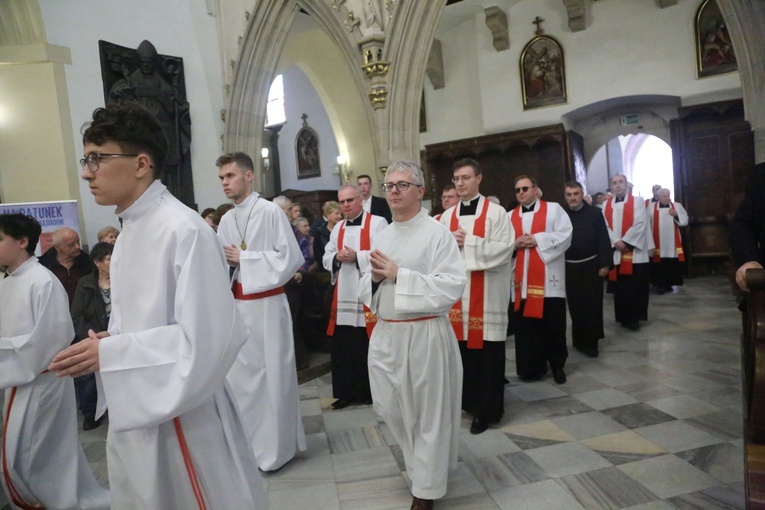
[519,35,567,111]
[695,0,738,78]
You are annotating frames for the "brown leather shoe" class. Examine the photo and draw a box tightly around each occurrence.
[410,496,434,510]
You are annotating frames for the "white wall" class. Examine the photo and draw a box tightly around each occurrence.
[423,0,742,148]
[38,0,227,247]
[277,65,342,192]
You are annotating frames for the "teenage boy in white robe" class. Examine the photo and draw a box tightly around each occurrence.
[50,102,265,509]
[361,161,466,510]
[0,213,110,510]
[216,151,306,471]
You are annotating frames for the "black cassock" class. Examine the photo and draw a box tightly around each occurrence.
[565,202,613,352]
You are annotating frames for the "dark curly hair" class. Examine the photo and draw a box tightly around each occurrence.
[82,101,168,180]
[0,214,42,255]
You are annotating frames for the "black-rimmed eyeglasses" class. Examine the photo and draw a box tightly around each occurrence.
[381,181,420,192]
[80,152,139,172]
[515,185,535,194]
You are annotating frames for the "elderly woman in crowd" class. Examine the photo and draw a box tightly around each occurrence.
[313,201,342,270]
[70,241,113,430]
[293,217,315,272]
[201,207,217,229]
[97,225,119,244]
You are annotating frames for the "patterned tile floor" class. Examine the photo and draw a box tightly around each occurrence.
[1,276,746,509]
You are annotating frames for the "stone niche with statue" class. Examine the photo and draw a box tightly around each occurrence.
[99,39,196,209]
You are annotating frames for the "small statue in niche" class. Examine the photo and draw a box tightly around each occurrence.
[100,40,195,207]
[364,0,383,32]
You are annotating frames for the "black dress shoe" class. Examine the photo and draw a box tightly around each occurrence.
[410,496,434,510]
[578,347,599,358]
[552,367,567,384]
[470,417,489,435]
[83,416,104,431]
[331,398,350,410]
[621,320,640,331]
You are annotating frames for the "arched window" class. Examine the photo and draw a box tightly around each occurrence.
[265,74,286,127]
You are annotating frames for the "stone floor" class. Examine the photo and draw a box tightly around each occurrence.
[1,275,746,509]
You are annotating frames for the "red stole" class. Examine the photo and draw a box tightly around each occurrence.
[327,213,377,337]
[510,201,548,319]
[605,195,635,281]
[448,198,489,349]
[652,202,685,263]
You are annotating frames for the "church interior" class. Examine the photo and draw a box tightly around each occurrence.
[1,0,764,508]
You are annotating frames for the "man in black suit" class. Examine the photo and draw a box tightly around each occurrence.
[357,174,392,224]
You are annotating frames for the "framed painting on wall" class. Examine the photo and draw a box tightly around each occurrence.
[295,115,321,179]
[695,0,738,78]
[520,35,567,111]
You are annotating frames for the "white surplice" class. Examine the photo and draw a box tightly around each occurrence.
[218,191,306,471]
[322,212,388,327]
[604,195,651,265]
[439,195,514,341]
[360,211,466,500]
[508,200,572,300]
[0,258,110,510]
[647,201,689,258]
[99,180,265,509]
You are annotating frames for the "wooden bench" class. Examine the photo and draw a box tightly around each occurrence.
[743,268,765,508]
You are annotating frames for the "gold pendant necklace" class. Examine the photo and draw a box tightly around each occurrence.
[234,195,258,250]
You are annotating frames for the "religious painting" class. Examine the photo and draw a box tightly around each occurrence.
[519,35,567,111]
[99,40,195,207]
[295,116,321,179]
[695,0,737,78]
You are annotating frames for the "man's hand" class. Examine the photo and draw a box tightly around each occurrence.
[336,247,357,264]
[223,244,241,267]
[736,261,764,291]
[598,266,610,278]
[452,227,466,247]
[515,234,537,249]
[293,272,303,283]
[668,208,678,218]
[370,250,398,283]
[614,240,629,253]
[49,330,109,378]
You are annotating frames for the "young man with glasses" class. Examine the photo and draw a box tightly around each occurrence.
[508,175,573,384]
[323,185,387,410]
[361,161,466,510]
[439,158,513,435]
[50,101,265,508]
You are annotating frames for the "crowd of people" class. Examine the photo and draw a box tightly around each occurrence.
[0,100,698,510]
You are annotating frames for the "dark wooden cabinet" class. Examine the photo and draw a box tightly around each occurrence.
[670,99,754,276]
[424,124,581,215]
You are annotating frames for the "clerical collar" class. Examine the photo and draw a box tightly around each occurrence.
[459,195,480,215]
[522,200,537,213]
[615,195,626,203]
[346,211,364,226]
[568,203,584,212]
[659,203,670,208]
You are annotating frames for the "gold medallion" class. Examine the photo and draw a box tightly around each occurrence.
[241,241,247,250]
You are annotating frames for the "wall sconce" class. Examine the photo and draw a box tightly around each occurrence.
[261,147,270,192]
[337,155,352,183]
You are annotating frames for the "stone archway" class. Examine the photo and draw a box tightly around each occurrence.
[224,0,447,188]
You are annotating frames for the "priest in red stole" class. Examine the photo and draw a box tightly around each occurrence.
[509,175,572,384]
[323,185,387,410]
[648,188,688,294]
[439,158,513,435]
[603,174,652,331]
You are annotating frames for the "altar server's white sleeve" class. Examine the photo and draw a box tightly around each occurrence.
[462,207,515,271]
[98,227,249,432]
[357,216,388,275]
[323,223,341,285]
[0,278,73,388]
[534,204,573,265]
[394,232,466,314]
[238,207,303,293]
[675,203,689,227]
